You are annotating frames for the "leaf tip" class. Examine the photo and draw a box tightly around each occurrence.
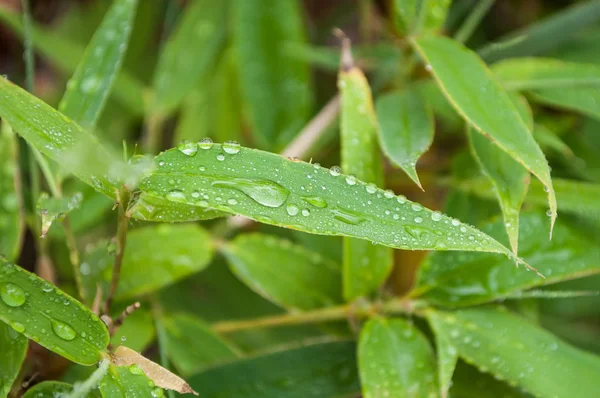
[333,28,354,71]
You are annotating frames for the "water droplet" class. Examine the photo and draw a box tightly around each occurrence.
[302,196,327,208]
[286,204,299,216]
[397,195,406,204]
[191,191,201,199]
[366,184,377,194]
[431,211,442,221]
[10,321,24,333]
[384,189,394,198]
[345,174,357,185]
[227,198,238,205]
[165,190,186,202]
[177,140,198,156]
[80,76,99,93]
[216,154,225,161]
[546,209,553,217]
[51,320,76,341]
[212,178,289,208]
[129,364,145,375]
[411,203,423,212]
[0,283,26,307]
[414,216,423,224]
[301,209,310,216]
[451,219,460,226]
[332,208,368,225]
[198,137,213,149]
[223,140,241,154]
[329,166,341,176]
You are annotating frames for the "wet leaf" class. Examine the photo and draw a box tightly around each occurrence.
[140,143,521,258]
[22,382,77,398]
[0,322,27,397]
[111,346,196,395]
[160,313,239,376]
[0,122,23,261]
[59,0,138,130]
[0,260,109,365]
[426,307,600,398]
[151,0,227,116]
[127,192,226,222]
[99,364,161,397]
[375,88,434,189]
[415,212,600,307]
[432,327,457,398]
[413,36,557,233]
[223,233,342,310]
[449,361,528,398]
[339,44,393,301]
[36,192,83,238]
[358,317,438,398]
[114,224,213,300]
[234,0,312,149]
[492,58,600,91]
[187,341,359,397]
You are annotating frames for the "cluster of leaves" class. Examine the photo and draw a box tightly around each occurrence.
[0,0,599,397]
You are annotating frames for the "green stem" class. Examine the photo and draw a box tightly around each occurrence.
[21,0,34,93]
[454,0,495,43]
[142,113,164,154]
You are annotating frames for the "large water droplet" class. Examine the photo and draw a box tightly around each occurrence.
[0,283,26,307]
[212,178,289,208]
[52,320,76,341]
[177,140,198,156]
[165,190,187,203]
[329,166,341,176]
[332,208,368,225]
[345,174,357,185]
[405,225,428,239]
[198,137,213,150]
[286,204,299,216]
[10,321,25,333]
[366,184,377,194]
[302,196,328,208]
[301,209,310,217]
[431,211,442,221]
[129,364,145,375]
[384,189,394,198]
[414,216,423,224]
[216,154,225,161]
[223,140,241,154]
[411,203,423,212]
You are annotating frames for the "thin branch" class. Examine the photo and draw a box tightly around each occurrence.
[110,301,141,336]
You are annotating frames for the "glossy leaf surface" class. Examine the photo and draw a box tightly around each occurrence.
[0,322,27,397]
[99,364,161,398]
[0,261,109,365]
[188,341,359,398]
[140,143,518,257]
[36,192,82,237]
[115,224,213,300]
[22,382,76,398]
[234,0,311,149]
[415,212,600,307]
[127,193,226,223]
[223,234,342,310]
[412,35,556,232]
[426,307,600,398]
[376,89,434,189]
[358,317,438,397]
[0,122,22,261]
[59,0,138,129]
[339,50,392,301]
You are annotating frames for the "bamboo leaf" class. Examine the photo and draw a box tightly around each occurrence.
[187,341,359,397]
[114,224,214,300]
[151,0,227,116]
[339,43,393,301]
[412,36,557,234]
[358,317,438,398]
[233,0,312,149]
[160,313,239,376]
[529,87,600,121]
[0,322,27,397]
[375,89,434,189]
[140,143,523,258]
[0,260,109,365]
[426,307,600,398]
[127,193,226,222]
[223,234,342,310]
[415,212,600,307]
[36,192,83,238]
[430,321,458,398]
[0,122,23,261]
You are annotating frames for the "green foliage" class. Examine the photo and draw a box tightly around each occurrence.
[0,0,599,396]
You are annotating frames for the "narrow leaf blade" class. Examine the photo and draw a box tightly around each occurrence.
[529,87,600,121]
[0,322,28,397]
[0,122,23,261]
[0,260,109,365]
[412,36,557,233]
[127,193,227,222]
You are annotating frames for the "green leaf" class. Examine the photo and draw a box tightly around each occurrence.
[114,224,213,300]
[22,382,75,398]
[492,58,600,91]
[528,87,600,121]
[140,143,520,257]
[449,362,528,398]
[412,36,557,233]
[358,317,438,398]
[339,48,393,301]
[0,7,144,116]
[234,0,312,149]
[392,0,419,34]
[392,0,450,35]
[110,308,155,353]
[223,233,342,310]
[160,313,239,376]
[0,122,23,261]
[477,1,600,63]
[0,260,109,365]
[151,0,227,116]
[127,192,226,222]
[468,94,531,254]
[549,27,600,65]
[426,306,600,398]
[0,78,128,198]
[188,341,360,397]
[99,364,162,398]
[430,322,457,398]
[375,89,434,189]
[0,322,27,397]
[415,212,600,307]
[36,192,83,238]
[58,0,138,130]
[418,0,452,34]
